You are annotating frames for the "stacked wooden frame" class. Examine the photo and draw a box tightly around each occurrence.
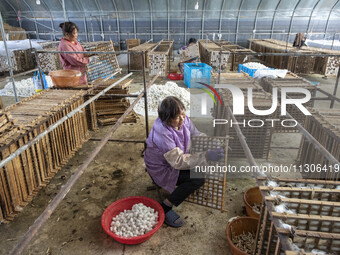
[148,40,174,76]
[255,177,340,255]
[249,39,340,75]
[37,41,63,73]
[0,89,90,222]
[297,109,340,180]
[126,39,140,50]
[198,39,230,72]
[260,76,317,133]
[128,42,157,71]
[213,40,253,71]
[215,86,275,159]
[89,78,137,126]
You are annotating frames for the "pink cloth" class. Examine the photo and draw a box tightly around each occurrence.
[58,38,89,84]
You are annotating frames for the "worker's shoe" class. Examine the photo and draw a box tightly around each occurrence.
[164,210,184,228]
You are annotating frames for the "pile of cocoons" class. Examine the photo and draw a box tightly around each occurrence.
[110,203,158,237]
[243,62,270,70]
[132,81,190,116]
[0,76,54,97]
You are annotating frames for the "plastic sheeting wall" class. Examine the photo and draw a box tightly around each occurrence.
[1,0,340,49]
[5,17,338,50]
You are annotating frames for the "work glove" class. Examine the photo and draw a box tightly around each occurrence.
[205,148,225,162]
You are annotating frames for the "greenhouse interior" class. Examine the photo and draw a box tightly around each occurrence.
[0,0,340,254]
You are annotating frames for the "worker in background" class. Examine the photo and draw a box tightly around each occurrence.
[179,38,197,51]
[178,38,199,73]
[144,96,224,227]
[293,33,308,48]
[58,22,89,84]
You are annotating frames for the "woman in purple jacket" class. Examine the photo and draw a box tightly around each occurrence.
[144,96,224,227]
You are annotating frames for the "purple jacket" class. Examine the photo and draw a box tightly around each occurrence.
[144,116,200,193]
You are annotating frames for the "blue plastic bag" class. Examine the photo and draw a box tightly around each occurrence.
[33,70,48,92]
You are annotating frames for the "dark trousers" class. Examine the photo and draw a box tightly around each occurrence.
[168,170,205,207]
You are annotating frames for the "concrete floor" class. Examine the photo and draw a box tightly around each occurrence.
[0,70,339,255]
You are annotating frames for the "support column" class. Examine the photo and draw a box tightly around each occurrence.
[0,12,18,102]
[324,0,340,40]
[148,0,153,41]
[130,0,136,39]
[218,0,226,35]
[306,0,320,37]
[286,0,302,50]
[235,0,245,44]
[270,0,282,39]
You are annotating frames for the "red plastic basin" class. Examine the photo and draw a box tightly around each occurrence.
[101,196,165,244]
[168,73,184,80]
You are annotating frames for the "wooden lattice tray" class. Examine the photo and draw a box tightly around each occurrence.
[0,89,90,222]
[198,39,230,72]
[254,177,340,255]
[148,40,174,77]
[83,41,120,82]
[88,78,137,126]
[249,39,340,76]
[215,90,275,158]
[260,77,316,133]
[186,136,229,211]
[214,40,254,71]
[297,109,340,181]
[211,71,250,81]
[128,42,157,71]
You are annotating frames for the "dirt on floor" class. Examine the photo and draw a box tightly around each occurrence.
[0,72,338,255]
[0,115,258,255]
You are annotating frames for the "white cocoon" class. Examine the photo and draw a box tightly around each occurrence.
[110,203,158,237]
